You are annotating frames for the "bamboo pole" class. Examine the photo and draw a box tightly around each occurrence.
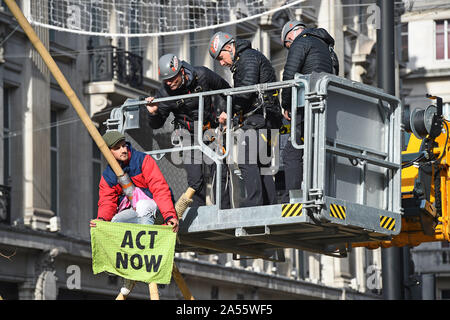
[149,189,195,301]
[172,187,195,300]
[172,264,195,300]
[3,1,142,300]
[115,281,136,300]
[149,282,160,300]
[3,0,124,177]
[4,0,196,301]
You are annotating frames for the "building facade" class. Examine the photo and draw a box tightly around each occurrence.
[0,0,447,300]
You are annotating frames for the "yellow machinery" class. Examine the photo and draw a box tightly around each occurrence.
[353,95,450,249]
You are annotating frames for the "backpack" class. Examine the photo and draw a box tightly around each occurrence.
[307,31,339,76]
[329,46,340,75]
[264,95,283,130]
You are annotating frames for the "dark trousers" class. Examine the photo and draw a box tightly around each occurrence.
[184,160,206,207]
[281,114,303,203]
[238,114,277,207]
[183,143,231,209]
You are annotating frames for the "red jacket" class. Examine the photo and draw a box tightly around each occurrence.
[97,143,177,223]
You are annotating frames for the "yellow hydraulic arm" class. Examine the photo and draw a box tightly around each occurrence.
[353,97,450,249]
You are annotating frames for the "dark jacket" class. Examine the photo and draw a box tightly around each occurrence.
[98,143,176,223]
[231,39,279,116]
[148,61,230,133]
[281,28,338,109]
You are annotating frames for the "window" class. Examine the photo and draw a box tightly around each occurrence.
[401,22,409,62]
[298,250,307,280]
[114,2,140,56]
[0,281,19,300]
[436,20,450,60]
[50,110,59,214]
[210,286,219,300]
[190,32,195,65]
[1,1,9,13]
[442,289,450,300]
[92,140,102,219]
[49,29,56,43]
[442,241,449,264]
[3,88,11,185]
[128,1,140,56]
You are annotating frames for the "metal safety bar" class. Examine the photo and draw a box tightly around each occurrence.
[305,74,402,215]
[291,74,310,205]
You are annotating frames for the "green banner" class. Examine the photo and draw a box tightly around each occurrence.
[90,221,176,284]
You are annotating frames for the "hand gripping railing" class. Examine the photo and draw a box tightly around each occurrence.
[107,76,308,209]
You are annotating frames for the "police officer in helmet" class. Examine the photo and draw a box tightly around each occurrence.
[209,32,282,207]
[145,53,231,209]
[280,20,339,203]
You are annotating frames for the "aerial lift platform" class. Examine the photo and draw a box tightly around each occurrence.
[106,72,404,260]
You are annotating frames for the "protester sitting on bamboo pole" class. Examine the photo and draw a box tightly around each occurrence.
[90,131,179,300]
[91,130,179,232]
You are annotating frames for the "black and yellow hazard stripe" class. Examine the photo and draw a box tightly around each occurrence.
[329,203,346,220]
[279,124,291,135]
[281,203,303,217]
[260,132,279,147]
[279,124,304,143]
[380,215,396,231]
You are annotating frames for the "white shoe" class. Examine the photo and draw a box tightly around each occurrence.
[120,278,134,296]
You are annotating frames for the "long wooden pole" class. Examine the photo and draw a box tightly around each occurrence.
[149,282,160,300]
[5,0,196,301]
[3,0,124,177]
[115,281,136,300]
[172,264,195,300]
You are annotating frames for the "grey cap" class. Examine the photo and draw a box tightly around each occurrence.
[209,31,234,59]
[281,20,307,46]
[102,130,125,148]
[158,53,182,80]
